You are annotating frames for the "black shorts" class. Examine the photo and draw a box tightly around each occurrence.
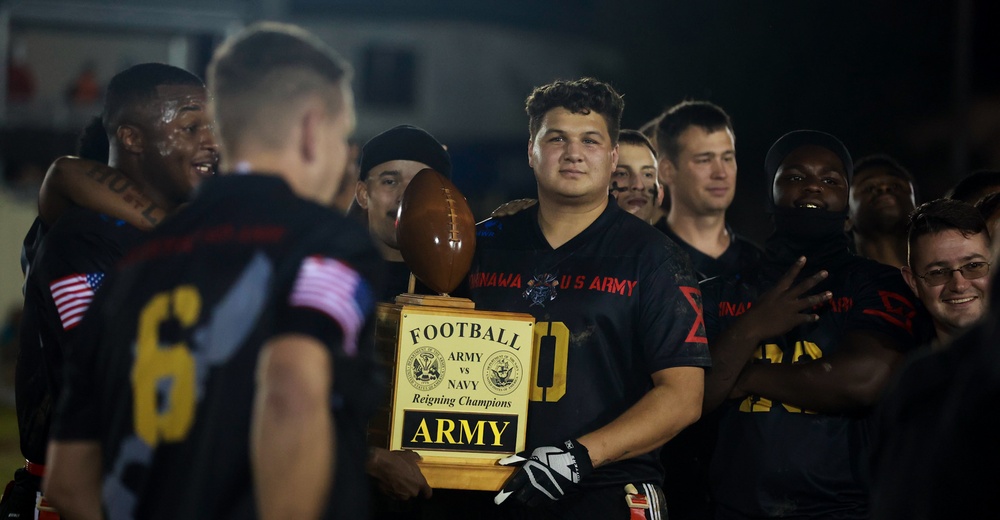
[406,483,667,520]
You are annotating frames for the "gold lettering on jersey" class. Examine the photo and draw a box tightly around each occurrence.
[133,285,200,446]
[739,342,821,414]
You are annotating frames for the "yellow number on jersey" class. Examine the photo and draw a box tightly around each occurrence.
[739,341,822,414]
[132,285,200,446]
[529,321,569,402]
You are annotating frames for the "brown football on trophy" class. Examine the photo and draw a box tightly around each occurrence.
[397,169,477,295]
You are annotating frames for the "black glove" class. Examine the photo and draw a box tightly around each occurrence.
[494,439,593,507]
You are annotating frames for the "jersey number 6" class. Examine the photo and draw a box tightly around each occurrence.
[132,285,200,446]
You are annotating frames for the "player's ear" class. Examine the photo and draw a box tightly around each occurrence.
[526,139,535,169]
[355,179,370,210]
[300,105,323,165]
[900,265,919,297]
[117,125,143,154]
[659,160,676,188]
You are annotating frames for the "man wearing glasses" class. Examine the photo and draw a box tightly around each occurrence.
[901,198,992,348]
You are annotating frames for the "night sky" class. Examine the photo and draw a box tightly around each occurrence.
[600,0,998,242]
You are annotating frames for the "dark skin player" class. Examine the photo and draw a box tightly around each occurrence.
[38,83,218,228]
[704,144,907,413]
[847,160,916,267]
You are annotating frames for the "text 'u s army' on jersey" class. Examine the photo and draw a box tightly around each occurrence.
[51,175,385,520]
[469,198,712,488]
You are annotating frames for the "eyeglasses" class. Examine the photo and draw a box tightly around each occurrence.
[915,261,991,286]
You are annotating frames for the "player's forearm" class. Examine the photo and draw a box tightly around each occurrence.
[43,440,103,520]
[39,157,166,229]
[738,354,895,413]
[704,317,766,412]
[252,337,334,520]
[253,402,333,519]
[578,366,703,468]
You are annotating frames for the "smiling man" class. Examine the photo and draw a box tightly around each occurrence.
[354,124,451,300]
[471,77,709,519]
[848,155,918,267]
[699,130,921,520]
[1,63,218,520]
[900,199,991,347]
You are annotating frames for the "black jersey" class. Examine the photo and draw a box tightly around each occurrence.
[655,219,762,282]
[653,221,761,520]
[469,199,710,489]
[701,250,918,520]
[870,318,998,519]
[16,208,142,463]
[52,175,385,520]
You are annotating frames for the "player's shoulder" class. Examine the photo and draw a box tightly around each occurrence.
[37,206,141,257]
[616,211,688,258]
[843,254,907,285]
[48,205,136,235]
[475,210,535,248]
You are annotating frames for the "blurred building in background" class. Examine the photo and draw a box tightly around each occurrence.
[1,0,999,316]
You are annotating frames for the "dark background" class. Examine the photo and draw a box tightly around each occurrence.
[5,0,999,243]
[321,0,1000,242]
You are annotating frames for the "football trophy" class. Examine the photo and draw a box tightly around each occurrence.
[370,169,535,491]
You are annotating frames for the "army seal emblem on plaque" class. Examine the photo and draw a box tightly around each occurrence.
[483,351,522,396]
[406,347,446,391]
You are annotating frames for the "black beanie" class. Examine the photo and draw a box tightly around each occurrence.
[764,130,853,208]
[358,125,452,180]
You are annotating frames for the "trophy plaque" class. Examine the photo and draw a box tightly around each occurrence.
[368,169,535,491]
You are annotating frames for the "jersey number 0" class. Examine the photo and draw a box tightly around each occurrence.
[529,321,569,402]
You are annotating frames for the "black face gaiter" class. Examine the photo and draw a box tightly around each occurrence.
[764,206,854,278]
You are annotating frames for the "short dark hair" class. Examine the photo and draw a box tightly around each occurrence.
[525,77,624,144]
[77,116,109,163]
[208,22,352,151]
[101,63,204,137]
[946,170,1000,205]
[655,100,733,165]
[618,129,657,158]
[907,198,988,266]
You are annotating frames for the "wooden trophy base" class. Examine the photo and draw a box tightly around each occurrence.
[394,293,476,309]
[418,456,516,491]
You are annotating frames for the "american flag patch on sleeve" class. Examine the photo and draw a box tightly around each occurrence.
[289,256,371,356]
[49,273,105,330]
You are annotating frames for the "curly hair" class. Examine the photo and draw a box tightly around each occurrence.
[525,77,624,144]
